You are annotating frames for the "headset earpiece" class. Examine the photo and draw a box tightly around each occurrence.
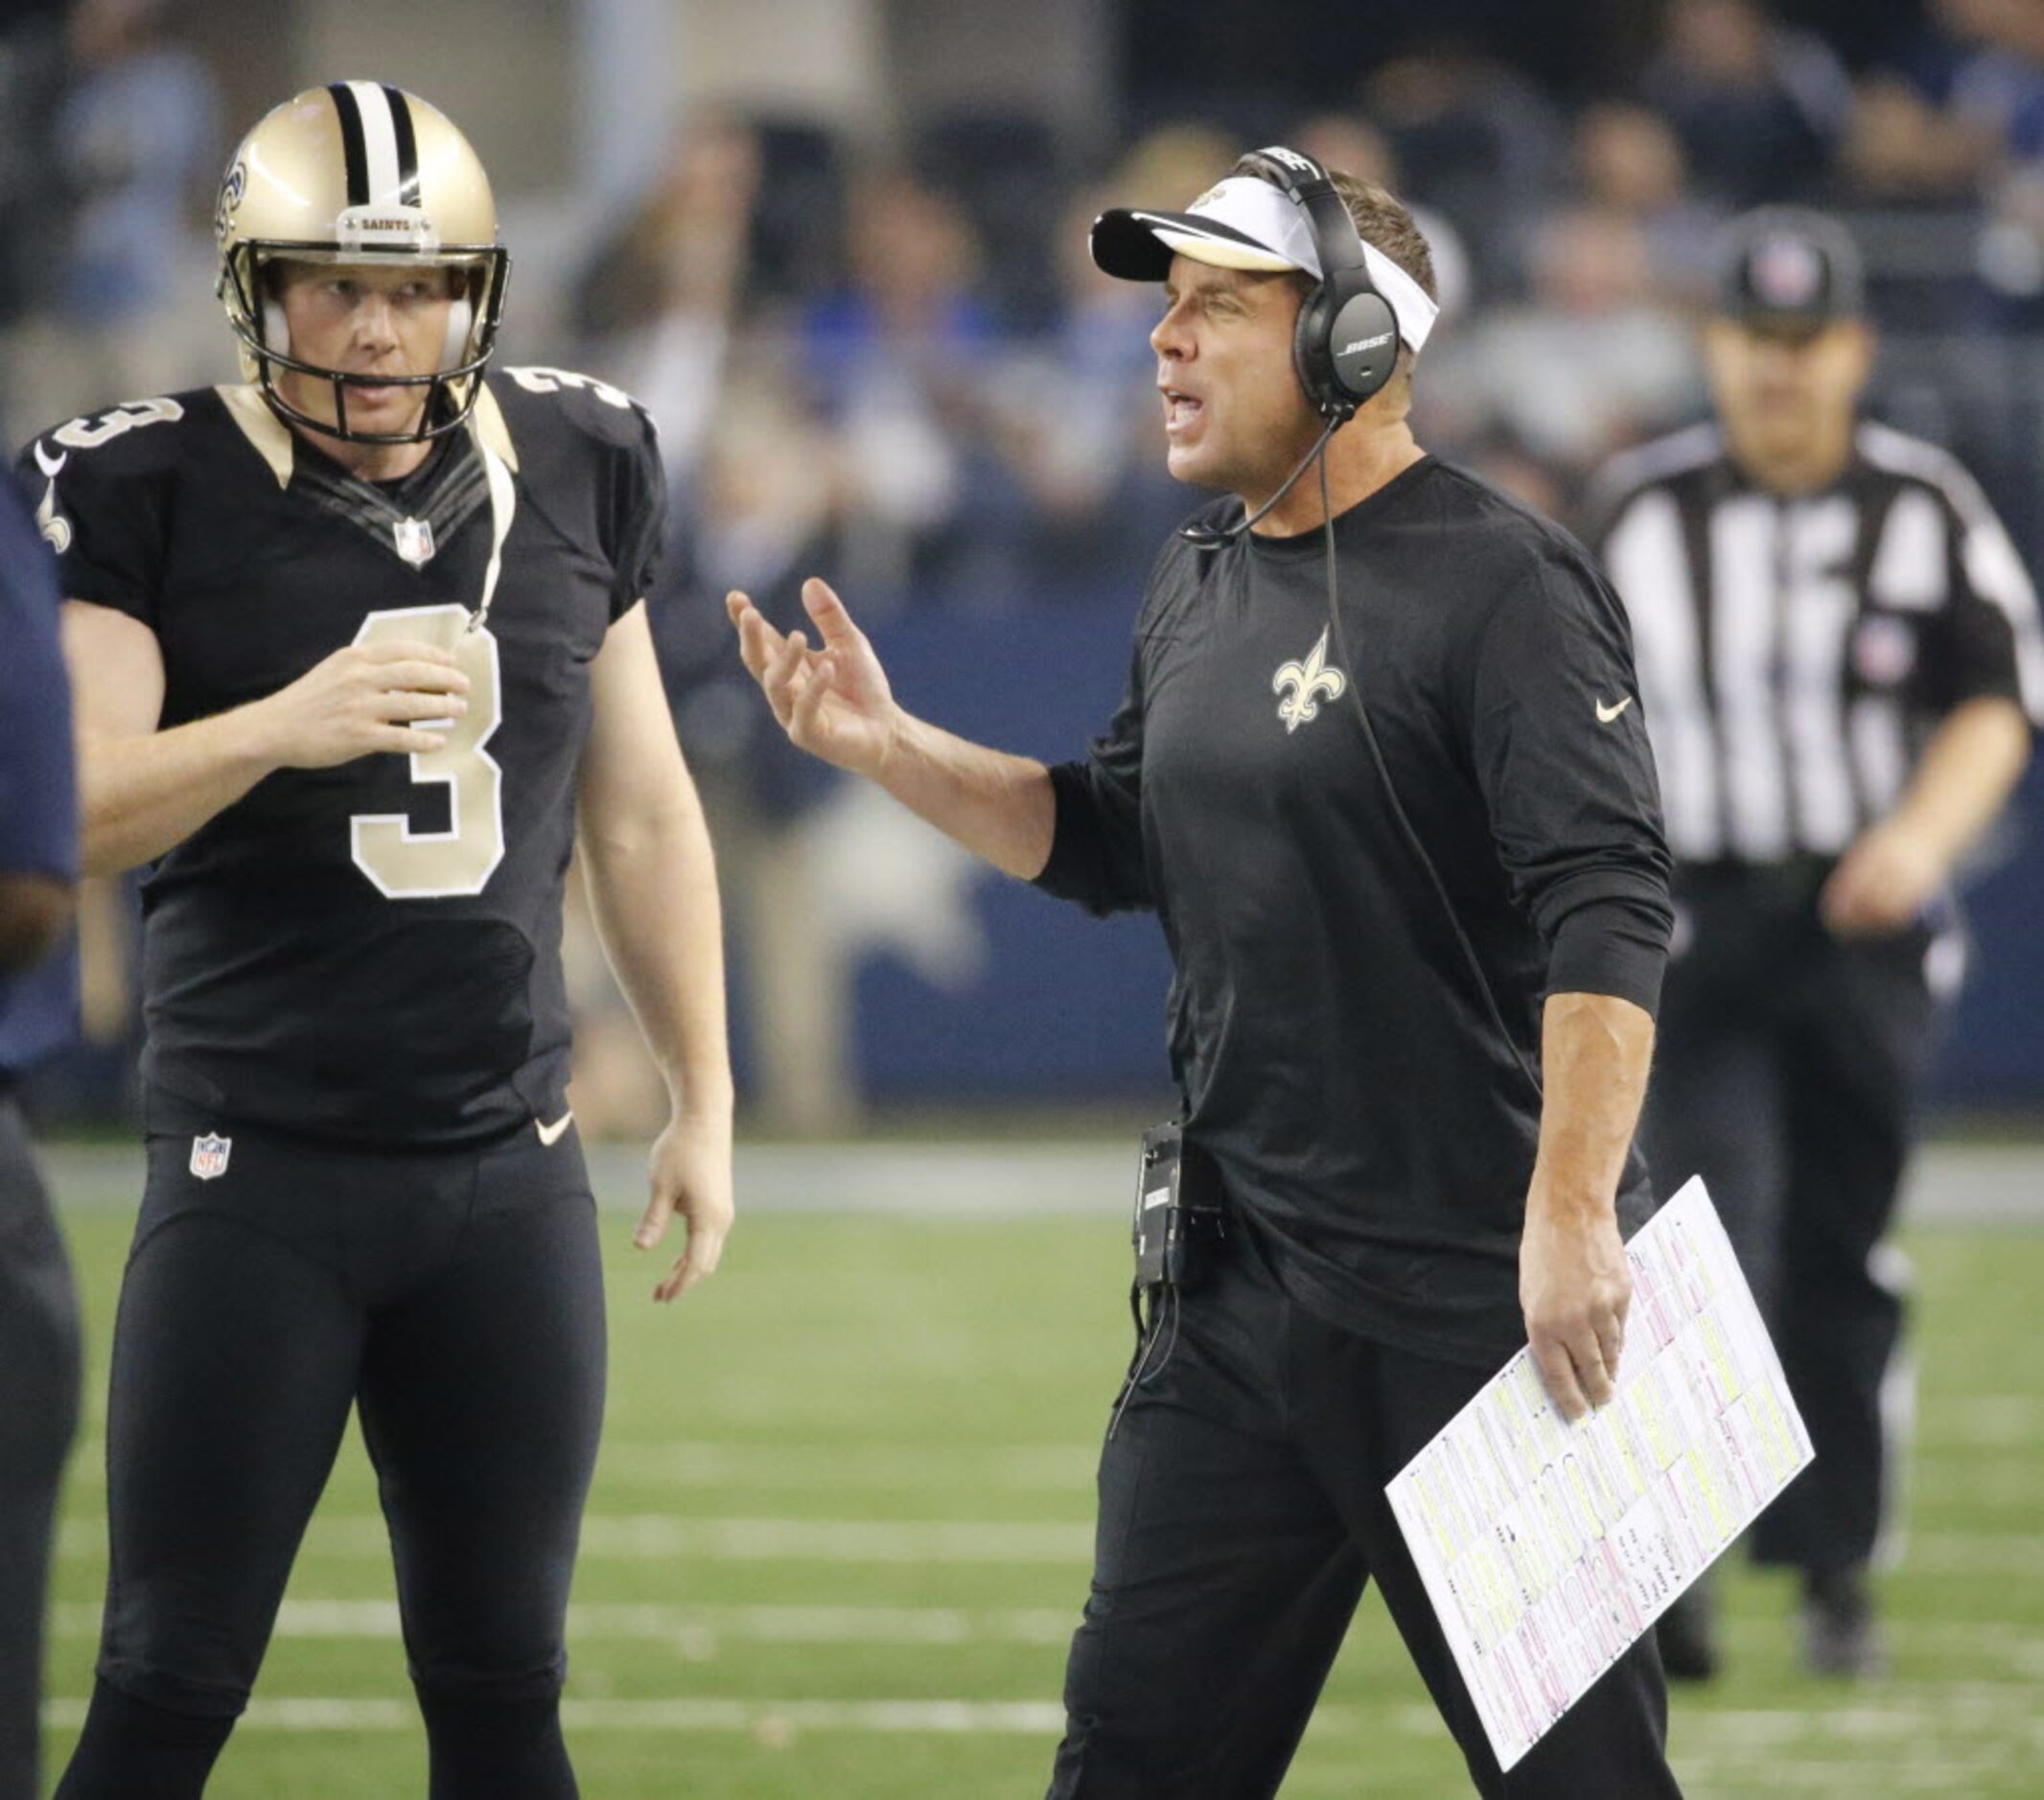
[1319,286,1399,410]
[1254,146,1401,421]
[1293,279,1398,422]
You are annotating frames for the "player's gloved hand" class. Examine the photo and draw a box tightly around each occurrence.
[1819,816,1946,938]
[637,1105,734,1304]
[1520,1194,1631,1422]
[727,578,901,780]
[253,639,470,769]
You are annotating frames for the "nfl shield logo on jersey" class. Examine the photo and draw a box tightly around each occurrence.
[392,516,436,567]
[189,1133,232,1181]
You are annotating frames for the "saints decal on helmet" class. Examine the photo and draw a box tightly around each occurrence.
[215,82,511,444]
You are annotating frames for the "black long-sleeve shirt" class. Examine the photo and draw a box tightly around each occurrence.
[1036,456,1674,1368]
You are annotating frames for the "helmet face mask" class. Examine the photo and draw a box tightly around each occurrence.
[215,82,511,446]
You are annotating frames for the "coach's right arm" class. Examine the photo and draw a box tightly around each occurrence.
[727,578,1062,878]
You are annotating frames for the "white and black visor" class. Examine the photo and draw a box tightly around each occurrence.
[1091,174,1439,356]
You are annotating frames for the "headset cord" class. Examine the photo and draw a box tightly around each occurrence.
[1315,451,1546,1103]
[1107,1281,1181,1442]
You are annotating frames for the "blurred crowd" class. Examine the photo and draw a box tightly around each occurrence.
[8,0,2044,1132]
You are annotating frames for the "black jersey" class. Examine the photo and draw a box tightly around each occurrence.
[1035,458,1673,1368]
[1591,422,2044,865]
[17,369,666,1147]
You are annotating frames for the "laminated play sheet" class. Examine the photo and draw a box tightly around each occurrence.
[1386,1176,1814,1771]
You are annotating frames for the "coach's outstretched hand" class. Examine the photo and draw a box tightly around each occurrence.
[637,1108,735,1304]
[728,571,1057,882]
[728,579,900,778]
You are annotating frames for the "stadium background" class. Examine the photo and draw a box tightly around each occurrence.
[3,1,2041,1794]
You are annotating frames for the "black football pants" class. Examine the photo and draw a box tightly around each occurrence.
[1047,1224,1680,1799]
[0,1095,83,1800]
[1644,863,1939,1575]
[56,1119,606,1799]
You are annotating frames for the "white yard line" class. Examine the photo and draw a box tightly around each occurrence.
[37,1694,2044,1761]
[49,1599,1080,1647]
[36,1697,1078,1736]
[1915,1393,2044,1447]
[1905,1461,2044,1506]
[57,1438,1102,1493]
[58,1514,1095,1563]
[57,1515,2044,1572]
[48,1604,2044,1679]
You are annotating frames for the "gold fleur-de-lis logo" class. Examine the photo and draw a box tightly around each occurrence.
[1271,626,1346,733]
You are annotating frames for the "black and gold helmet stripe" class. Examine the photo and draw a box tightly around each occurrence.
[325,81,422,211]
[327,81,369,206]
[383,84,421,207]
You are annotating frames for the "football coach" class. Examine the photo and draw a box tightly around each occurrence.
[731,149,1684,1797]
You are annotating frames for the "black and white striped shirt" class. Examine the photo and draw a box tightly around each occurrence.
[1591,422,2044,865]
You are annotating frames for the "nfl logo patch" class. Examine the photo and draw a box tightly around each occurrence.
[393,516,436,567]
[190,1133,232,1181]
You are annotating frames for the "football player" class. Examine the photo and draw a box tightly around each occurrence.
[24,84,734,1799]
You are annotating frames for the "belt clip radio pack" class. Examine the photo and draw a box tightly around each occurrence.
[1133,1122,1227,1291]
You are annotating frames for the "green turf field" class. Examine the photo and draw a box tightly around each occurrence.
[35,1156,2044,1797]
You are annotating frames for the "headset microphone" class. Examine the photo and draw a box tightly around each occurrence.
[1178,415,1341,549]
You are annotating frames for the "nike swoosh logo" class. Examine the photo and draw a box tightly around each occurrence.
[34,442,66,479]
[535,1111,574,1147]
[1595,696,1635,725]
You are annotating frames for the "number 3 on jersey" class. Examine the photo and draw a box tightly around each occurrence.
[349,605,505,898]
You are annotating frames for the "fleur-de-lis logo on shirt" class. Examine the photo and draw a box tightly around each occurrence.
[1272,626,1347,733]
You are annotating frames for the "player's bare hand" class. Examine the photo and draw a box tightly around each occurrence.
[727,579,900,778]
[1820,817,1944,938]
[1520,1197,1631,1422]
[256,639,471,769]
[635,1106,734,1303]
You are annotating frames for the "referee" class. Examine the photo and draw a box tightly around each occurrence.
[0,473,83,1800]
[1591,207,2042,1681]
[733,150,1682,1797]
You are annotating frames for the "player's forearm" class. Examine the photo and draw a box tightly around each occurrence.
[1526,991,1656,1224]
[78,705,282,875]
[579,794,734,1118]
[1887,696,2031,871]
[871,711,1057,880]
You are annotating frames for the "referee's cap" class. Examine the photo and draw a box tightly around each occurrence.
[1090,172,1440,355]
[1716,207,1865,335]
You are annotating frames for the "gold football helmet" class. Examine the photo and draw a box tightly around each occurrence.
[215,82,511,443]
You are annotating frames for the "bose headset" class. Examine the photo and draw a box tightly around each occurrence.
[1179,146,1402,548]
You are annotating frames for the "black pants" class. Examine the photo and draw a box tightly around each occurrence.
[1048,1227,1679,1799]
[58,1119,605,1794]
[0,1096,83,1800]
[1645,865,1940,1574]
